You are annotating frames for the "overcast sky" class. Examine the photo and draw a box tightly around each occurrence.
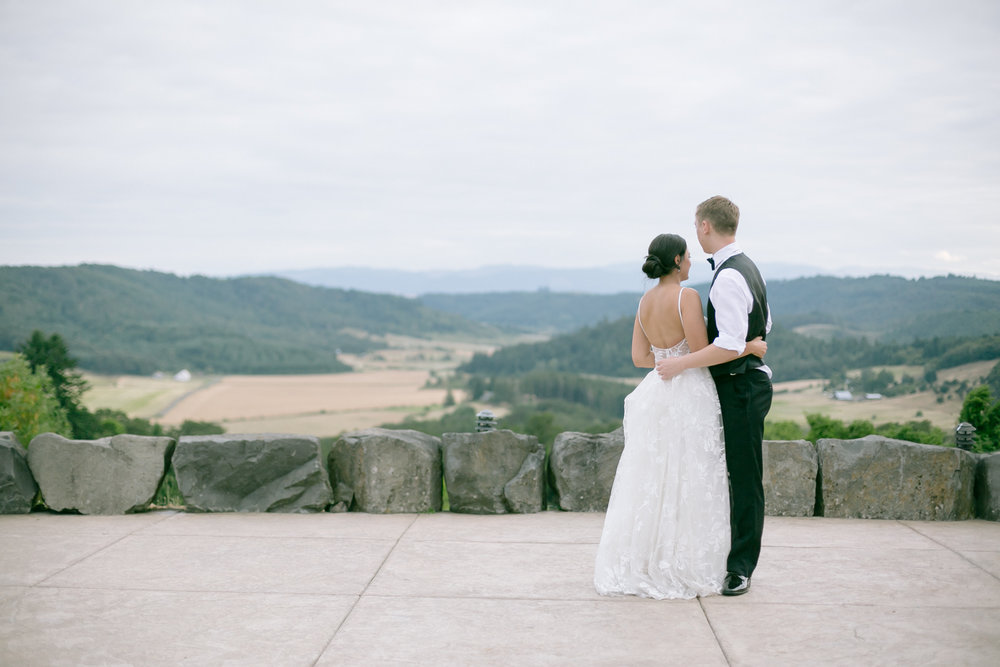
[2,0,998,280]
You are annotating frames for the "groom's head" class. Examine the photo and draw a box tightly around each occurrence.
[695,195,739,252]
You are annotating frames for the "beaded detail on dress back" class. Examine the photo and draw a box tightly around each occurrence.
[653,338,689,361]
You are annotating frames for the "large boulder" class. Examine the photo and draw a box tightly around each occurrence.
[975,452,1000,521]
[549,429,624,511]
[174,434,331,513]
[762,439,818,517]
[818,435,977,520]
[442,430,545,514]
[27,433,174,514]
[328,428,442,513]
[0,432,37,514]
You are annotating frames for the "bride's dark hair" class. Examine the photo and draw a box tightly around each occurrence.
[641,233,686,279]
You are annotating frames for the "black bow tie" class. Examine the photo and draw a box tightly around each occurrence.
[707,257,716,270]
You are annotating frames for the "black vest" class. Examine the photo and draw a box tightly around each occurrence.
[706,253,769,377]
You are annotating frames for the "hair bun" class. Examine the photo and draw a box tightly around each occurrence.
[642,233,687,280]
[642,254,666,279]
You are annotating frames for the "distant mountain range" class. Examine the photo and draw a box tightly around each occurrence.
[422,275,1000,340]
[266,261,837,296]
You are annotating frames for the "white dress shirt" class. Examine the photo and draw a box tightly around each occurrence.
[709,243,772,377]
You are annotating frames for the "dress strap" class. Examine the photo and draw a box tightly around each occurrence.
[677,287,686,326]
[637,295,649,340]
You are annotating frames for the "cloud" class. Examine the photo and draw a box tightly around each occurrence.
[934,250,965,263]
[1,1,999,278]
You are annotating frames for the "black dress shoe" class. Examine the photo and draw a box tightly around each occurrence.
[722,573,750,596]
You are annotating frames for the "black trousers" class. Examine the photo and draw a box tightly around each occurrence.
[713,370,772,578]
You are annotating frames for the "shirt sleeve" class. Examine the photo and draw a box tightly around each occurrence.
[708,268,753,355]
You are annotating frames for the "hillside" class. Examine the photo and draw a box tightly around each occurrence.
[768,275,1000,339]
[458,314,1000,384]
[423,275,1000,339]
[0,265,494,374]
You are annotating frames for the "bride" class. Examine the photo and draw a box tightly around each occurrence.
[594,233,767,599]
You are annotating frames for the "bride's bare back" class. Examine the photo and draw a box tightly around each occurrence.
[632,284,710,368]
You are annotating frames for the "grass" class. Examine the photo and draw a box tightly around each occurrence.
[83,373,217,419]
[150,466,185,509]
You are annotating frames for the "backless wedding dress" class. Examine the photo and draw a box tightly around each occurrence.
[594,288,730,599]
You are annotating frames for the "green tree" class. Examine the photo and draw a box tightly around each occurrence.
[805,412,947,446]
[959,386,999,452]
[805,413,849,441]
[875,420,946,446]
[960,386,994,433]
[521,411,560,447]
[764,420,805,440]
[0,355,72,444]
[16,331,92,438]
[171,420,225,437]
[846,419,876,439]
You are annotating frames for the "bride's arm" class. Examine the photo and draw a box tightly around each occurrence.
[631,314,654,368]
[743,337,767,359]
[680,288,709,352]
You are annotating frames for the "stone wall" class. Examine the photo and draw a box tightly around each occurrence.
[329,428,441,513]
[173,434,331,513]
[818,435,977,520]
[0,432,36,514]
[443,430,545,514]
[3,429,998,521]
[28,432,174,514]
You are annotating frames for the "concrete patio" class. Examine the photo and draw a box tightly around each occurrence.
[1,511,999,666]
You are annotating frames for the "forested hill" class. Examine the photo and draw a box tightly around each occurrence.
[423,275,1000,340]
[768,275,1000,339]
[458,316,1000,384]
[0,264,494,375]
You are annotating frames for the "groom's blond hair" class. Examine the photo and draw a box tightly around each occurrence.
[696,196,739,235]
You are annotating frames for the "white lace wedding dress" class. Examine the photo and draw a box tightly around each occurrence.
[594,301,731,599]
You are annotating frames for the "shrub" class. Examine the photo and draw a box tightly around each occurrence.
[0,355,72,444]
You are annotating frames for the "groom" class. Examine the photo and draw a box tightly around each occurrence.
[655,195,772,596]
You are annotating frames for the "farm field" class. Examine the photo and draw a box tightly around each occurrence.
[85,370,469,437]
[157,370,442,423]
[81,334,503,438]
[84,373,218,420]
[79,337,996,439]
[768,359,996,431]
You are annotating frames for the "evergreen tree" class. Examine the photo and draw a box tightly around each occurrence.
[15,331,92,437]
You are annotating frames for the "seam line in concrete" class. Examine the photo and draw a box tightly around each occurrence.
[354,592,1000,610]
[406,538,600,545]
[111,533,401,543]
[900,521,1000,583]
[394,537,598,546]
[310,512,420,666]
[698,596,732,666]
[23,584,362,597]
[30,511,180,588]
